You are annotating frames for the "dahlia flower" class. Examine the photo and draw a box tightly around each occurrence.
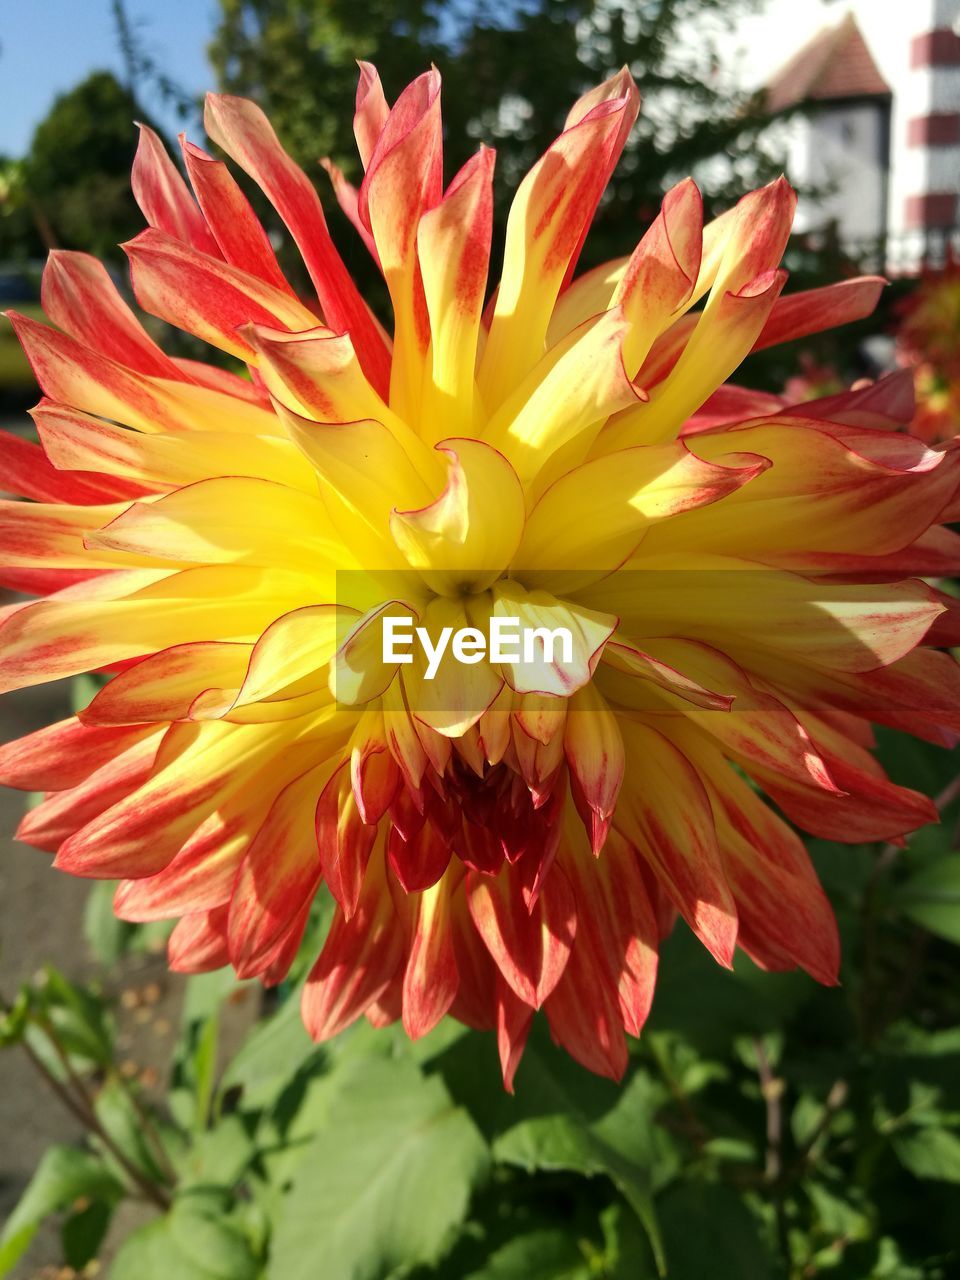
[896,260,960,443]
[2,66,959,1087]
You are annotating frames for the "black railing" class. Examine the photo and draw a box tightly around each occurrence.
[793,224,960,275]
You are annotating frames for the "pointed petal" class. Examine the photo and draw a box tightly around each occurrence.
[564,683,624,853]
[467,861,576,1007]
[204,93,391,396]
[168,907,230,973]
[616,721,737,967]
[181,137,292,290]
[0,718,157,791]
[41,250,182,378]
[418,147,495,434]
[228,764,330,977]
[401,877,459,1039]
[124,229,317,358]
[316,760,378,918]
[479,72,639,407]
[358,68,442,417]
[132,124,220,255]
[301,849,407,1039]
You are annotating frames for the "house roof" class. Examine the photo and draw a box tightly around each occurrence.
[765,13,891,113]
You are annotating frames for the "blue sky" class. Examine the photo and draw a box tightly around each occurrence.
[0,0,218,157]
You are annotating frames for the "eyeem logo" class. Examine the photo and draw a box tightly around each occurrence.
[383,615,574,680]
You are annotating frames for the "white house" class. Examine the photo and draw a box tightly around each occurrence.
[738,0,960,272]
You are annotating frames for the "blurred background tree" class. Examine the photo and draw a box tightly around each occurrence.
[209,0,778,290]
[6,71,152,262]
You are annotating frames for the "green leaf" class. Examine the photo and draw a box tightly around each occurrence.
[895,855,960,944]
[219,986,321,1109]
[0,1145,124,1276]
[170,1199,260,1280]
[874,726,960,798]
[62,1199,112,1269]
[268,1056,489,1280]
[111,1204,259,1280]
[477,1042,671,1273]
[656,1183,776,1279]
[38,966,113,1066]
[645,929,808,1049]
[891,1127,960,1183]
[599,1202,658,1280]
[462,1228,591,1279]
[493,1105,665,1276]
[0,986,30,1047]
[83,880,137,966]
[175,1115,254,1191]
[94,1079,170,1185]
[171,970,240,1130]
[182,968,241,1024]
[804,1180,873,1243]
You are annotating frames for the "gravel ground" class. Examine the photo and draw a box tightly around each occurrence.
[0,678,94,1278]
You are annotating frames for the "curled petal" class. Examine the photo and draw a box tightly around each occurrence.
[391,439,524,594]
[491,581,617,698]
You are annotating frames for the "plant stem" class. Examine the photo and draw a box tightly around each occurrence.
[19,1032,171,1210]
[120,1075,178,1185]
[791,1079,849,1170]
[753,1037,790,1263]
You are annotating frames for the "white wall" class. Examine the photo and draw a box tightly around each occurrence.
[724,0,960,240]
[791,104,888,240]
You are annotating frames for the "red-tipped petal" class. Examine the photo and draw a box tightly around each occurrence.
[467,861,576,1007]
[316,760,378,918]
[401,878,459,1039]
[132,124,220,256]
[204,93,391,396]
[228,763,331,977]
[168,907,230,974]
[301,850,407,1040]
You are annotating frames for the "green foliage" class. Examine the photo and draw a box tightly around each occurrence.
[895,856,960,944]
[269,1056,489,1279]
[20,71,161,260]
[111,1198,260,1280]
[0,1146,124,1273]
